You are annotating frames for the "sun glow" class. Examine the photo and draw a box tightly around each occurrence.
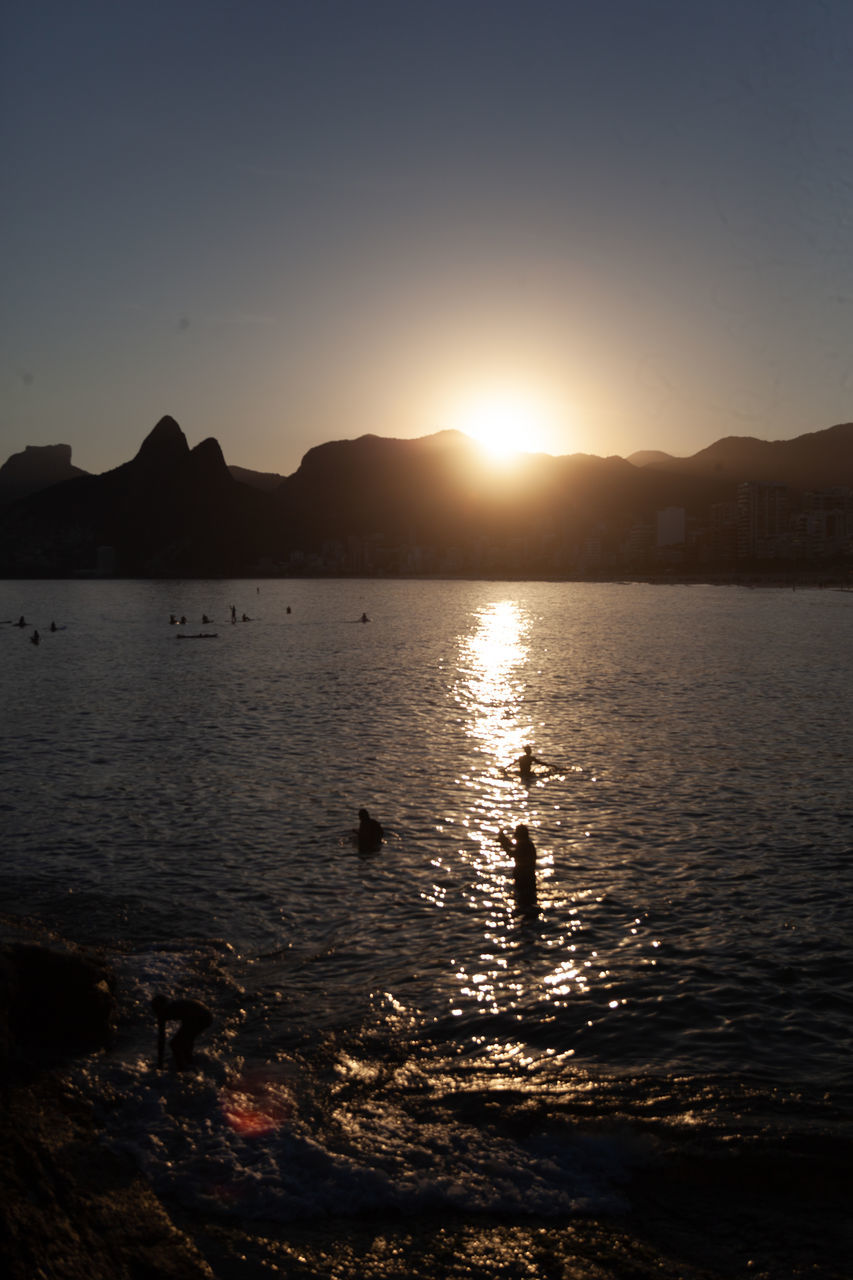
[446,388,555,461]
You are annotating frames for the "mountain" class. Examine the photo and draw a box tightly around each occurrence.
[632,422,853,489]
[1,417,851,577]
[228,465,285,492]
[626,449,676,468]
[0,416,278,576]
[0,443,87,505]
[273,431,733,555]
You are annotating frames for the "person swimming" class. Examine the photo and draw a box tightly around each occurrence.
[356,808,384,853]
[152,994,213,1070]
[505,744,552,785]
[498,823,538,913]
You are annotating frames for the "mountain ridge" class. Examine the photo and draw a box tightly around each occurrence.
[1,418,851,576]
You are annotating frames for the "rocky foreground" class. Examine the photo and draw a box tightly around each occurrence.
[0,933,213,1280]
[1,932,850,1279]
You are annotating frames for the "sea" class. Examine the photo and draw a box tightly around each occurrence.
[2,578,852,1278]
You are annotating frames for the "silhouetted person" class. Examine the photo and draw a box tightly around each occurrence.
[50,620,58,632]
[30,629,40,646]
[202,614,210,624]
[152,994,212,1070]
[15,616,26,628]
[179,615,187,626]
[506,744,551,785]
[286,606,291,614]
[360,612,369,623]
[170,614,177,624]
[499,824,538,914]
[242,612,251,622]
[357,808,384,853]
[231,604,237,623]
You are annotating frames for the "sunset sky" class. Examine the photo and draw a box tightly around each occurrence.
[4,0,853,477]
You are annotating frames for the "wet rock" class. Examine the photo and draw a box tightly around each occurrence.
[1,941,117,1062]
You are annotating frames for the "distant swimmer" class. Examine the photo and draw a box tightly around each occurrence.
[202,614,210,624]
[505,744,553,785]
[360,612,369,623]
[499,823,538,914]
[15,616,27,628]
[356,807,384,853]
[30,629,40,646]
[152,994,213,1070]
[170,614,177,625]
[50,620,57,632]
[242,613,251,622]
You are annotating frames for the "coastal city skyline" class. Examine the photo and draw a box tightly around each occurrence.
[5,1,853,475]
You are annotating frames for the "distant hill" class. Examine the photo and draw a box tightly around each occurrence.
[273,430,733,553]
[0,443,87,505]
[633,422,853,490]
[626,449,676,468]
[228,464,285,492]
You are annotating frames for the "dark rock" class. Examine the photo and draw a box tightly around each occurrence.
[2,942,117,1060]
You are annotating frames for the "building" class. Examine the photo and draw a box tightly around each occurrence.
[737,483,790,560]
[656,507,685,548]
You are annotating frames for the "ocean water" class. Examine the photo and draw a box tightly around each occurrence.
[2,579,852,1274]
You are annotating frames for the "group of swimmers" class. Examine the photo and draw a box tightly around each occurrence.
[356,743,552,919]
[4,615,63,645]
[153,745,552,1072]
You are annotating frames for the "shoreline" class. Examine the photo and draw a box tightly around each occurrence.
[1,925,851,1279]
[2,569,851,588]
[3,1068,850,1280]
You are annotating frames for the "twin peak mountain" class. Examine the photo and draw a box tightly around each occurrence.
[1,415,851,576]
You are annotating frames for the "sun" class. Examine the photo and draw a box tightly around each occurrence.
[445,388,553,461]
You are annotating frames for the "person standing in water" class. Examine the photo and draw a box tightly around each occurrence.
[506,744,552,785]
[152,994,212,1069]
[499,823,538,913]
[357,808,384,853]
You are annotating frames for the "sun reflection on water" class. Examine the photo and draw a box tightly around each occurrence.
[457,600,530,774]
[422,596,631,1062]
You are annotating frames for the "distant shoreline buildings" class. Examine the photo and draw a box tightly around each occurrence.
[275,481,853,580]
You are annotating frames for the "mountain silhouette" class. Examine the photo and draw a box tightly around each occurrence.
[0,417,850,577]
[0,416,277,576]
[273,432,742,556]
[0,443,87,505]
[630,422,853,489]
[228,464,285,492]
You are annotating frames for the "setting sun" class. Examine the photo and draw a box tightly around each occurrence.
[445,388,555,461]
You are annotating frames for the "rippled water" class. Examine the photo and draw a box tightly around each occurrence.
[2,578,852,1261]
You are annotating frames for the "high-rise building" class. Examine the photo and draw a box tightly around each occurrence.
[737,482,790,559]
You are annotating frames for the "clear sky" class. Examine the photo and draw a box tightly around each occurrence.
[4,0,853,476]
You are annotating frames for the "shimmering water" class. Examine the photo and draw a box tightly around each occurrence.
[2,579,852,1268]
